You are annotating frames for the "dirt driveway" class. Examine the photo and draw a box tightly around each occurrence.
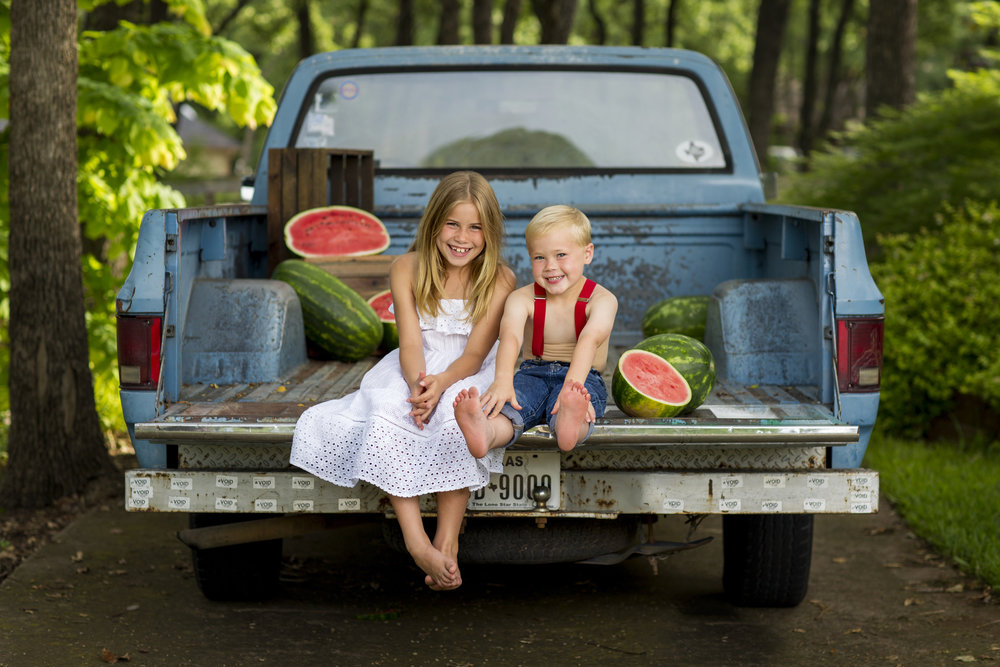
[1,495,997,666]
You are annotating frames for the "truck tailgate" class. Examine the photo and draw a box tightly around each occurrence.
[136,361,857,448]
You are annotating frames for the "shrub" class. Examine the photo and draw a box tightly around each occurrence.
[871,201,1000,440]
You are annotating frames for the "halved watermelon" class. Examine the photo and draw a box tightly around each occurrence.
[284,205,390,258]
[612,349,691,419]
[367,289,398,352]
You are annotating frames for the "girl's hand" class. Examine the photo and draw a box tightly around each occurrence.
[481,381,520,419]
[408,371,447,426]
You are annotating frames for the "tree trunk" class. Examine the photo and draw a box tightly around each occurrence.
[2,0,115,509]
[665,0,680,47]
[747,0,792,166]
[632,0,644,46]
[473,0,494,44]
[351,0,370,48]
[865,0,917,118]
[296,0,315,61]
[817,0,856,140]
[500,0,522,44]
[797,0,822,160]
[438,0,461,44]
[588,0,607,45]
[395,0,415,46]
[531,0,578,44]
[215,0,255,36]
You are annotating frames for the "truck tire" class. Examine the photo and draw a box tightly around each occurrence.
[188,513,283,601]
[722,514,813,607]
[383,516,640,564]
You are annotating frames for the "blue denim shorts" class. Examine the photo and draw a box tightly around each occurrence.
[498,359,608,448]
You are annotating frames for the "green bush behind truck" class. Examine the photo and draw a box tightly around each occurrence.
[118,46,884,606]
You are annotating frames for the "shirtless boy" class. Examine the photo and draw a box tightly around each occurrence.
[455,205,618,455]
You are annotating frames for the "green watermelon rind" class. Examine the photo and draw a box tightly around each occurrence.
[366,289,399,352]
[641,295,710,340]
[284,205,391,258]
[612,349,691,419]
[272,259,382,361]
[632,333,716,414]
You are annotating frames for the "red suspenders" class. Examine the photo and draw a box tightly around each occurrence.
[531,279,597,358]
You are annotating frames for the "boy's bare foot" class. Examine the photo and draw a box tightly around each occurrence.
[553,381,591,452]
[455,387,491,458]
[410,542,461,591]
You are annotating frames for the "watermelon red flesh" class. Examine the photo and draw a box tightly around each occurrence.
[284,205,390,258]
[633,333,716,413]
[367,289,395,322]
[612,350,691,419]
[366,289,398,352]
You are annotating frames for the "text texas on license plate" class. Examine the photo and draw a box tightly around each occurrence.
[468,451,560,510]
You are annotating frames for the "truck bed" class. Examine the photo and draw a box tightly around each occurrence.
[136,347,858,451]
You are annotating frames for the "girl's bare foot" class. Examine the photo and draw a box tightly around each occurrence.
[455,387,491,458]
[424,536,462,590]
[410,542,461,591]
[553,381,591,452]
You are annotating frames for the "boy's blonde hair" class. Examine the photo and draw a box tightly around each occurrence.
[525,205,592,248]
[410,171,505,324]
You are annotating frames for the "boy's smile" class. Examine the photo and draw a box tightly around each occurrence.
[529,227,594,297]
[436,201,485,267]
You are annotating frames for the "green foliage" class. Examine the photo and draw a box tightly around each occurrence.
[864,431,1000,588]
[779,2,1000,247]
[0,0,276,433]
[871,202,1000,440]
[778,72,1000,248]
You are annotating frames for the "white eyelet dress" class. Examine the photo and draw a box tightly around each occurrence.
[290,299,504,497]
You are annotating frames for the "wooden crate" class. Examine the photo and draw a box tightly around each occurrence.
[266,148,375,272]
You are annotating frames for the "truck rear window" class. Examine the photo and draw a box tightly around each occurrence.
[294,69,727,171]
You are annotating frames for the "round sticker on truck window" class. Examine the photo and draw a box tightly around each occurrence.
[675,140,715,164]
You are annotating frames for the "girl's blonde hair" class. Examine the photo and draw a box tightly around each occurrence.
[410,171,505,324]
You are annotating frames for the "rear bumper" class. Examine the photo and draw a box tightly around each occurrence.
[125,468,877,516]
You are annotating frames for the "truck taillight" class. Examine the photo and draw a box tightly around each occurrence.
[117,315,162,389]
[835,316,883,393]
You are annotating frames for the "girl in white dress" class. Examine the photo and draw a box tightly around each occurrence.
[290,171,516,590]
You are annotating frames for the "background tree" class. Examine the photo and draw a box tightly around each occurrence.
[473,0,493,43]
[438,0,460,44]
[500,0,522,43]
[747,0,791,164]
[1,0,116,508]
[631,0,644,46]
[797,0,822,159]
[532,0,578,44]
[866,0,918,117]
[816,0,858,141]
[396,0,415,46]
[664,0,680,47]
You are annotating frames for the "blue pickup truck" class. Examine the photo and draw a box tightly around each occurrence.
[118,46,883,607]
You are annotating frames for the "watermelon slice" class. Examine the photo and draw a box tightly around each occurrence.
[284,205,391,258]
[612,349,691,419]
[366,289,398,352]
[633,333,716,412]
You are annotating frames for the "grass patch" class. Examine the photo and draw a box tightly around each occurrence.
[864,430,1000,589]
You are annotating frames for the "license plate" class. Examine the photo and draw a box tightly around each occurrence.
[468,451,560,510]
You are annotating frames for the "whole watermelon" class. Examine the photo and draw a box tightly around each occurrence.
[631,333,715,414]
[641,295,710,340]
[272,259,382,361]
